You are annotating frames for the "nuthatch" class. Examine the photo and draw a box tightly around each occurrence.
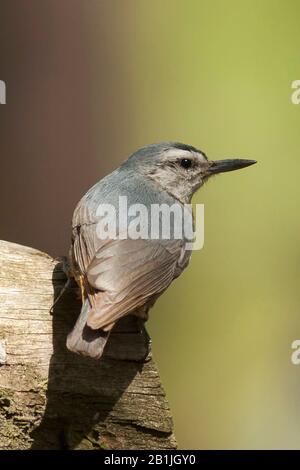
[66,142,256,359]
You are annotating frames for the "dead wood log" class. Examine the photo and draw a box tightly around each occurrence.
[0,240,176,450]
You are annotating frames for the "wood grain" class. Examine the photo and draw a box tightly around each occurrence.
[0,241,176,450]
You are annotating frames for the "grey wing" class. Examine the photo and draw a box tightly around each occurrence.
[86,237,185,330]
[71,198,188,331]
[71,200,109,316]
[67,201,112,359]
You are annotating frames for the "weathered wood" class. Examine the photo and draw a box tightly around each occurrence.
[0,241,176,450]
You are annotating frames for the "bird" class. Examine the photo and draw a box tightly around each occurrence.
[66,142,256,360]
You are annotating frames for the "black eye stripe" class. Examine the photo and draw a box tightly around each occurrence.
[180,158,193,169]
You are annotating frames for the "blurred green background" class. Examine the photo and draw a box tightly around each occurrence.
[127,0,300,449]
[1,0,300,449]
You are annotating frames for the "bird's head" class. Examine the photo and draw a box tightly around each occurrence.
[124,142,256,203]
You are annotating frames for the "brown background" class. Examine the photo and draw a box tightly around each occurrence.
[0,0,132,256]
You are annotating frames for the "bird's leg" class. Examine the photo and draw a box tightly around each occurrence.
[79,275,85,303]
[50,257,73,315]
[50,278,71,314]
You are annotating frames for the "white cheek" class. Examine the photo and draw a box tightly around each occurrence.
[163,149,191,159]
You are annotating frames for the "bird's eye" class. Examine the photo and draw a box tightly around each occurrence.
[180,158,192,169]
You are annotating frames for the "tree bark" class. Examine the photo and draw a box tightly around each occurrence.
[0,241,176,450]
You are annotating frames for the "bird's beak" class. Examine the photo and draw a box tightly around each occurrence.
[208,158,257,175]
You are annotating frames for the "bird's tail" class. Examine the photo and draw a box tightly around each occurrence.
[66,299,111,359]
